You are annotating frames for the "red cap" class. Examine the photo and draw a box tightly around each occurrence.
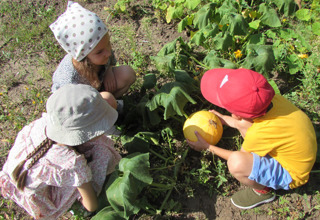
[200,68,275,118]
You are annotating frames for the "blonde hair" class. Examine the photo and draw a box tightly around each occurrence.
[12,138,54,191]
[73,57,102,90]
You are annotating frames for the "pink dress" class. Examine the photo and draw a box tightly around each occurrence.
[0,113,121,219]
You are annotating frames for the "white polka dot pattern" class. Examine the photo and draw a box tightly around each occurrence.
[49,1,108,61]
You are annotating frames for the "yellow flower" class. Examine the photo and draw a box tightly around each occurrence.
[25,87,29,90]
[0,92,3,96]
[234,50,243,59]
[36,93,40,97]
[32,100,36,104]
[298,54,308,59]
[282,18,287,23]
[40,100,43,104]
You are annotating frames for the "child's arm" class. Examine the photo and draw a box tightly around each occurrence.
[103,66,117,93]
[77,182,98,212]
[187,131,234,161]
[209,109,253,138]
[209,109,238,128]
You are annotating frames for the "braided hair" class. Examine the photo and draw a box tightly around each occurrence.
[12,137,54,191]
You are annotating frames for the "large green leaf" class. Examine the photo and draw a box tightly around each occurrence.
[312,22,320,36]
[273,0,298,16]
[212,31,234,51]
[184,0,201,10]
[203,50,237,69]
[190,23,219,46]
[106,153,152,219]
[178,15,194,32]
[146,82,196,120]
[121,131,160,153]
[295,9,312,21]
[174,69,198,88]
[166,5,184,23]
[246,33,266,46]
[216,0,238,17]
[143,73,157,90]
[193,3,216,29]
[157,37,186,56]
[286,54,304,75]
[220,13,248,36]
[92,206,125,220]
[242,44,275,77]
[258,3,281,27]
[136,95,162,128]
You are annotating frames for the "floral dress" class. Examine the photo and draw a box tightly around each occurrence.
[0,113,121,219]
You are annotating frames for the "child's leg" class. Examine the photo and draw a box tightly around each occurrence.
[227,151,292,209]
[100,91,117,110]
[227,151,266,190]
[103,65,136,98]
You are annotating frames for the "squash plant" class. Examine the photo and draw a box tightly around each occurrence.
[94,0,320,218]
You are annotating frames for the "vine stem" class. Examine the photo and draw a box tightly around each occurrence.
[181,47,211,70]
[149,148,167,161]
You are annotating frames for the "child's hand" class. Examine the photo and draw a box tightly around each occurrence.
[187,131,210,152]
[209,109,237,129]
[103,67,117,93]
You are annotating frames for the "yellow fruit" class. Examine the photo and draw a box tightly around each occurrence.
[183,111,223,145]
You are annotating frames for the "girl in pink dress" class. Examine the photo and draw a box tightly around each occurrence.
[0,84,121,219]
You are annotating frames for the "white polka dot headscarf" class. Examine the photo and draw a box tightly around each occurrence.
[49,1,108,61]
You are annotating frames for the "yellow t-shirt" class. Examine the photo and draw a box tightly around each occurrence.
[242,94,317,189]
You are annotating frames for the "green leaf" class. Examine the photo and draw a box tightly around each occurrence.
[242,44,275,77]
[249,20,261,30]
[184,0,201,10]
[258,3,281,27]
[92,206,125,220]
[146,82,196,120]
[247,33,266,46]
[157,37,185,56]
[106,153,152,219]
[143,73,157,89]
[178,14,194,32]
[190,23,219,46]
[190,30,205,46]
[121,131,160,153]
[220,13,249,36]
[174,69,197,87]
[312,22,320,36]
[203,50,237,69]
[193,3,216,29]
[295,9,312,21]
[286,54,304,75]
[166,5,184,23]
[118,153,153,184]
[136,95,162,128]
[212,31,234,51]
[216,0,238,17]
[273,0,299,16]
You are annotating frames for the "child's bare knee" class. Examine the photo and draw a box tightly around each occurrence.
[227,151,245,174]
[100,91,117,109]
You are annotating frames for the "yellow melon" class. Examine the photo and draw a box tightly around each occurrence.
[183,110,223,145]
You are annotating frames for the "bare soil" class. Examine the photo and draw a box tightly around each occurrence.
[0,0,319,220]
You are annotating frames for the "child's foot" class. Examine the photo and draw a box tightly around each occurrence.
[231,187,275,209]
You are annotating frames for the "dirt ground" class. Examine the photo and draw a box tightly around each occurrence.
[0,0,319,219]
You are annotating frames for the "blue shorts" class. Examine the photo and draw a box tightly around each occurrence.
[248,153,292,190]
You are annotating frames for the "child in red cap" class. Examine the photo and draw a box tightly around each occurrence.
[187,68,317,209]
